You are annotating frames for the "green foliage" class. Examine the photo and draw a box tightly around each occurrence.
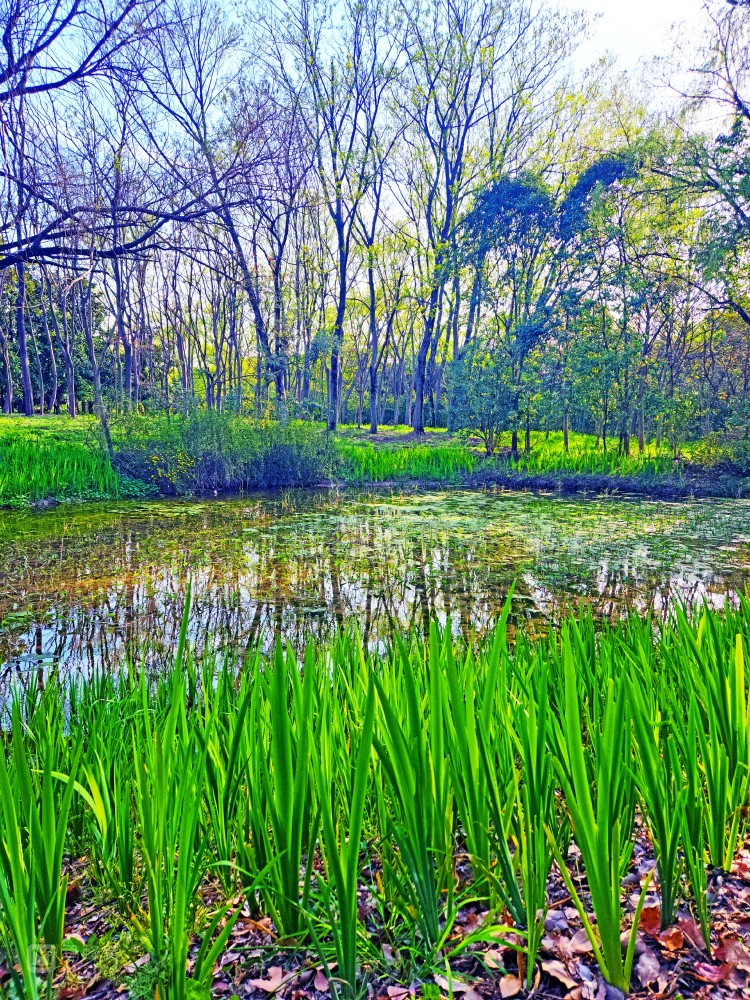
[504,431,676,477]
[548,636,644,993]
[337,441,475,482]
[0,417,129,506]
[446,341,513,454]
[2,600,750,995]
[113,412,335,493]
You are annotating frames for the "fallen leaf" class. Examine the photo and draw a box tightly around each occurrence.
[385,988,410,1000]
[570,929,593,955]
[542,959,577,989]
[498,974,522,998]
[639,904,661,936]
[693,962,731,984]
[678,916,707,952]
[714,937,750,968]
[542,932,574,962]
[635,948,661,987]
[433,975,471,994]
[545,910,569,932]
[248,966,298,993]
[482,948,505,970]
[657,926,684,952]
[123,954,150,975]
[313,971,329,992]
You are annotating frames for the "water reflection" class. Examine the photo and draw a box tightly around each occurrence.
[1,489,750,677]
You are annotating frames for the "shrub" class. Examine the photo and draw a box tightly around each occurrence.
[112,413,335,494]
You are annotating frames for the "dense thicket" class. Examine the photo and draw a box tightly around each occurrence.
[1,0,750,456]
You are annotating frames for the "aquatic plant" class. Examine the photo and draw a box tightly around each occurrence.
[336,440,476,482]
[0,599,748,996]
[0,417,124,506]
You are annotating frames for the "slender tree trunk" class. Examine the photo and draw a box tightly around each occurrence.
[0,329,12,413]
[16,259,34,416]
[30,321,45,416]
[413,280,441,435]
[81,281,114,462]
[39,276,58,413]
[368,250,378,435]
[53,287,76,417]
[525,410,531,456]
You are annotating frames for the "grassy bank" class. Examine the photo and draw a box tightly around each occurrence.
[1,598,749,998]
[0,415,336,507]
[0,417,130,507]
[2,415,748,506]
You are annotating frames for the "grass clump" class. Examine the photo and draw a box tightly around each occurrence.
[0,416,129,506]
[1,597,749,997]
[503,431,677,478]
[337,440,476,483]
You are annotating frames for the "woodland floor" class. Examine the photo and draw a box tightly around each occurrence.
[51,827,750,1000]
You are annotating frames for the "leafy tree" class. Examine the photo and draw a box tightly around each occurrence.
[446,339,513,455]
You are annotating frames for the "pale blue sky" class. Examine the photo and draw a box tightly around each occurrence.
[561,0,710,71]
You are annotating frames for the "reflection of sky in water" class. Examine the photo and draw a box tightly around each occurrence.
[1,489,750,676]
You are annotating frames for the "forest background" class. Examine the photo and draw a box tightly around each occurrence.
[3,0,750,488]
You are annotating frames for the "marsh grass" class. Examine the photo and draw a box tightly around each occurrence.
[0,595,749,997]
[0,417,123,506]
[337,441,476,482]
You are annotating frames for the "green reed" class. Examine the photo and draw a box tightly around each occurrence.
[503,431,677,478]
[337,441,476,483]
[0,433,121,506]
[0,599,748,997]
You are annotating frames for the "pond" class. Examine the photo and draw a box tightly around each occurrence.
[2,487,750,676]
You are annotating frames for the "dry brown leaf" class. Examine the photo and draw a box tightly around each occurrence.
[657,926,684,952]
[248,966,297,993]
[498,974,522,998]
[714,937,750,968]
[639,904,661,936]
[693,961,732,984]
[313,971,329,992]
[677,916,706,952]
[433,975,470,993]
[542,958,577,989]
[482,948,505,970]
[385,987,410,1000]
[570,929,593,955]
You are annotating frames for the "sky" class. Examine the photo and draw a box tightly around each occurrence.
[561,0,710,72]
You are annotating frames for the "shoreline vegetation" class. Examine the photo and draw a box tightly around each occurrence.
[2,414,750,509]
[1,598,749,999]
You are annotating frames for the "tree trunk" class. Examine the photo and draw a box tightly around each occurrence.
[525,410,531,456]
[52,287,76,418]
[368,253,378,435]
[40,276,58,413]
[16,260,34,416]
[81,281,114,462]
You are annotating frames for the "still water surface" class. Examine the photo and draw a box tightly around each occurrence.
[2,488,750,674]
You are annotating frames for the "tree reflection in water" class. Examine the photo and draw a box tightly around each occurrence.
[1,490,749,680]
